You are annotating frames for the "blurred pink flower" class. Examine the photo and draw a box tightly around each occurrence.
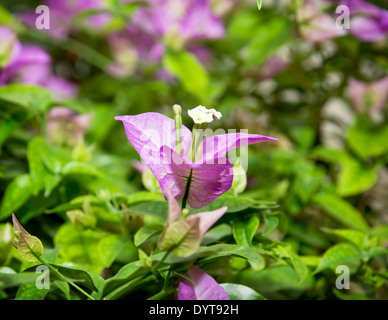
[348,77,388,113]
[258,56,289,81]
[342,0,388,42]
[47,107,93,147]
[0,26,77,101]
[132,0,225,42]
[298,0,347,42]
[21,0,110,39]
[107,0,224,78]
[178,266,230,300]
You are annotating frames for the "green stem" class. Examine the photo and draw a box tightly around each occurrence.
[171,271,196,286]
[148,288,176,300]
[38,256,96,300]
[104,273,155,300]
[152,250,171,273]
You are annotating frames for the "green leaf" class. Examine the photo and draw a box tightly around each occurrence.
[336,157,377,197]
[192,194,256,214]
[17,233,44,263]
[315,243,360,274]
[27,137,53,195]
[117,191,164,206]
[202,223,232,245]
[54,223,122,274]
[333,289,373,300]
[163,51,209,100]
[15,282,49,300]
[0,271,39,290]
[220,283,266,300]
[0,231,12,266]
[312,146,377,196]
[0,5,25,31]
[347,118,388,159]
[0,174,35,220]
[51,264,99,292]
[367,247,388,259]
[54,281,71,300]
[322,228,367,250]
[12,214,44,262]
[239,265,311,294]
[130,201,168,219]
[0,118,19,152]
[257,0,262,10]
[45,195,102,214]
[290,253,309,285]
[100,260,147,299]
[242,17,291,69]
[62,161,101,177]
[154,244,266,265]
[232,215,259,247]
[313,193,368,231]
[134,225,163,247]
[262,216,279,236]
[0,84,52,112]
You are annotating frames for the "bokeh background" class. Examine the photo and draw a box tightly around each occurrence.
[1,0,388,300]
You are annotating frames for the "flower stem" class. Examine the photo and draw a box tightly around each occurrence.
[148,288,176,300]
[152,249,171,272]
[187,123,208,163]
[173,104,183,154]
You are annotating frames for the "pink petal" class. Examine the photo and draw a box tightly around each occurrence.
[115,112,192,162]
[166,190,182,226]
[178,266,230,300]
[349,78,367,112]
[349,77,388,112]
[370,77,388,111]
[180,0,225,40]
[301,13,347,42]
[350,16,387,41]
[188,159,233,209]
[159,146,233,209]
[201,132,278,163]
[186,206,228,237]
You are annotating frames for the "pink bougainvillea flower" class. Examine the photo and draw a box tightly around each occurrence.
[178,266,230,300]
[298,0,347,42]
[341,0,388,42]
[0,26,77,101]
[107,0,224,78]
[21,0,110,39]
[131,0,225,42]
[115,106,277,209]
[157,191,227,257]
[348,77,388,113]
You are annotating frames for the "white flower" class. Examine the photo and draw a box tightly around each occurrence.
[208,108,222,120]
[188,105,222,124]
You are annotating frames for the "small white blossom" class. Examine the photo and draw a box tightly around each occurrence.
[208,108,222,120]
[188,105,222,124]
